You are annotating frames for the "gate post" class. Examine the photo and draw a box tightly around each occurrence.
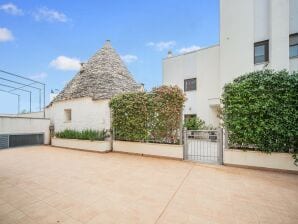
[183,127,187,160]
[217,128,223,165]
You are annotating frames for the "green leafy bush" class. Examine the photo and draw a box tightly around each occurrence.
[55,129,108,141]
[184,117,206,130]
[222,70,298,158]
[110,85,186,144]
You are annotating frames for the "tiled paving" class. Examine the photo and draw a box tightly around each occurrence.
[0,146,297,224]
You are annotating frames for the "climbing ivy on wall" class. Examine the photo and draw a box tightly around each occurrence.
[110,85,186,144]
[222,70,298,160]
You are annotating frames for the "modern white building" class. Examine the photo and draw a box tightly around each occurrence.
[163,0,298,127]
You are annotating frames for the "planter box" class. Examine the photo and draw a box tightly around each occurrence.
[224,149,298,172]
[52,138,111,152]
[113,140,183,159]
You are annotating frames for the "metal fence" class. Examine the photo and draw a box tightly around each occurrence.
[0,69,46,116]
[184,128,223,164]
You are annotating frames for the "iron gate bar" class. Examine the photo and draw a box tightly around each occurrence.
[184,128,223,165]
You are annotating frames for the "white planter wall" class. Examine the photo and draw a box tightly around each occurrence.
[52,138,111,152]
[113,140,183,159]
[224,149,298,172]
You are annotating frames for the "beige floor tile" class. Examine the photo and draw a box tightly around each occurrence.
[0,146,297,224]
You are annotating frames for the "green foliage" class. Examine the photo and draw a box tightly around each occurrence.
[110,85,186,144]
[55,129,108,141]
[222,70,298,159]
[184,117,206,130]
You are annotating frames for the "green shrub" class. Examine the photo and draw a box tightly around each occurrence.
[55,129,108,141]
[222,70,298,159]
[184,117,206,130]
[110,85,186,144]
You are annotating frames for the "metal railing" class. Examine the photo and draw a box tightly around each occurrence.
[0,69,46,117]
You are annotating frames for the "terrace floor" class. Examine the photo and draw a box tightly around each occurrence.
[0,146,297,224]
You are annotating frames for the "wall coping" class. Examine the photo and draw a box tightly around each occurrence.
[0,115,50,120]
[114,140,182,148]
[224,148,292,155]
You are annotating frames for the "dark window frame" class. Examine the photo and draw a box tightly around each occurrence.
[184,78,197,91]
[254,40,269,64]
[184,114,197,121]
[64,109,72,122]
[290,33,298,59]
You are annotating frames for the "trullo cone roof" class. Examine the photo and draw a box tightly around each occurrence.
[52,40,141,103]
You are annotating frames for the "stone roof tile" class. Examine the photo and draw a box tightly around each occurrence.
[52,40,141,103]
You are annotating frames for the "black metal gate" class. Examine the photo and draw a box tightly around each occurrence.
[184,128,223,164]
[0,133,44,149]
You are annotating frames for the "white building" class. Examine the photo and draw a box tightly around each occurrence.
[46,40,141,132]
[163,0,298,127]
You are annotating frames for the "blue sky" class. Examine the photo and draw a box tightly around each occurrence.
[0,0,219,113]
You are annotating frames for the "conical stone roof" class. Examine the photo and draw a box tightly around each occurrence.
[52,40,141,103]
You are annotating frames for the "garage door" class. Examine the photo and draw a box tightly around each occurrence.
[0,134,44,149]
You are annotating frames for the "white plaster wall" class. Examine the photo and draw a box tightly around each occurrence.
[0,116,50,144]
[52,138,110,152]
[163,45,220,126]
[224,149,298,172]
[46,97,110,132]
[254,0,270,42]
[270,0,289,70]
[219,0,254,88]
[289,0,298,35]
[113,140,183,159]
[220,0,296,84]
[289,0,298,72]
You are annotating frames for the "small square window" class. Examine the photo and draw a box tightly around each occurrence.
[64,109,71,122]
[184,114,196,121]
[184,78,197,91]
[254,40,269,64]
[290,33,298,58]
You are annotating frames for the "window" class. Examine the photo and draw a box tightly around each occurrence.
[184,78,196,91]
[64,109,71,122]
[290,33,298,58]
[184,114,196,121]
[254,40,269,64]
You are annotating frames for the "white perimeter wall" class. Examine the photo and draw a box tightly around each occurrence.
[46,97,110,132]
[0,116,50,144]
[163,45,220,126]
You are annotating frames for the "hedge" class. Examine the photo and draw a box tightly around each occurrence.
[222,70,298,159]
[55,129,108,141]
[110,85,186,144]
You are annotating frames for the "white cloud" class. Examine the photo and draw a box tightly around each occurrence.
[34,7,68,23]
[0,3,23,15]
[50,56,81,71]
[121,54,138,64]
[28,72,47,80]
[0,27,14,42]
[178,45,201,54]
[146,41,176,51]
